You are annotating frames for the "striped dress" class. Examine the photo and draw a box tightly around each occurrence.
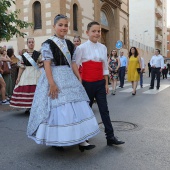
[10,50,41,108]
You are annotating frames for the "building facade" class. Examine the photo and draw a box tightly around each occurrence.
[0,0,129,56]
[129,0,167,63]
[167,28,170,58]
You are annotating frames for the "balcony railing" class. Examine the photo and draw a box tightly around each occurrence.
[155,21,163,30]
[155,8,163,18]
[156,0,163,5]
[155,35,163,43]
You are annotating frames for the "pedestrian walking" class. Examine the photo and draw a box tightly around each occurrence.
[140,57,145,88]
[119,51,127,88]
[73,36,82,76]
[162,61,168,79]
[149,49,164,90]
[127,47,142,95]
[108,49,120,95]
[148,61,151,77]
[10,38,42,114]
[7,47,19,92]
[0,47,12,100]
[0,48,11,104]
[74,21,125,146]
[27,14,99,152]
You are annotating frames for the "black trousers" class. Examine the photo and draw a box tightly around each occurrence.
[162,69,168,79]
[150,67,161,88]
[119,66,126,87]
[149,68,151,77]
[82,79,114,139]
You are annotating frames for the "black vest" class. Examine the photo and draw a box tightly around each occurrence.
[22,51,41,66]
[43,39,75,66]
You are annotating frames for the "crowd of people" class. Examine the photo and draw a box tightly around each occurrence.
[0,13,167,152]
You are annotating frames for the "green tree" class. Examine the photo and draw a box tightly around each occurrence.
[0,0,32,41]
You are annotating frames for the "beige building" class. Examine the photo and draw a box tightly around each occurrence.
[0,0,129,56]
[129,0,167,65]
[167,28,170,58]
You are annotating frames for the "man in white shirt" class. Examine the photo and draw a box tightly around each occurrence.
[140,57,145,88]
[119,51,127,88]
[149,49,164,90]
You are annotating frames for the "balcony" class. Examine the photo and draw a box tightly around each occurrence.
[155,21,163,31]
[155,35,163,43]
[156,0,163,5]
[155,8,163,18]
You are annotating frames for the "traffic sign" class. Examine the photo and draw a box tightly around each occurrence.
[115,40,123,49]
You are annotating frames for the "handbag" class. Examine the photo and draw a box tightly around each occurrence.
[2,62,10,75]
[136,68,141,74]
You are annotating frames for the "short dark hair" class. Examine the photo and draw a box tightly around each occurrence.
[155,49,160,54]
[7,48,14,58]
[87,21,100,31]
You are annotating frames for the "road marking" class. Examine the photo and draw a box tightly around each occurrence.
[143,85,170,94]
[109,83,131,91]
[119,84,150,93]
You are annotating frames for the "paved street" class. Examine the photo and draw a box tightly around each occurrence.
[1,74,170,170]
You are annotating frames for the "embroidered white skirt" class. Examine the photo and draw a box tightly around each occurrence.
[27,66,100,146]
[29,101,99,146]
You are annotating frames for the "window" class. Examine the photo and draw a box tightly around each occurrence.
[33,1,42,29]
[123,27,126,45]
[100,11,108,27]
[73,4,78,31]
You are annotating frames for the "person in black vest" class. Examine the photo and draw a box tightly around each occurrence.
[10,38,42,113]
[27,14,99,152]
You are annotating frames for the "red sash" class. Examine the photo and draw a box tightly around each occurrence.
[82,60,103,82]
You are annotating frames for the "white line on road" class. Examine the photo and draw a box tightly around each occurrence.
[109,83,131,91]
[143,85,170,94]
[119,84,150,93]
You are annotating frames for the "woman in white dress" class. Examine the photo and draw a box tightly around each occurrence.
[27,14,100,152]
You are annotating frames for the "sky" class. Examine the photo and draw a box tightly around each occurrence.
[168,0,170,27]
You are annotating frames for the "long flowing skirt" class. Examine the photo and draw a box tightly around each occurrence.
[10,85,36,108]
[27,66,100,146]
[10,66,41,108]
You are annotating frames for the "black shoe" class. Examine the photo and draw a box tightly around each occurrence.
[79,145,95,152]
[132,90,136,95]
[149,87,154,89]
[25,109,30,114]
[140,85,143,88]
[52,146,64,151]
[107,137,125,146]
[156,87,159,90]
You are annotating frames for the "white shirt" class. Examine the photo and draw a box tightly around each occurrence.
[141,57,145,69]
[74,40,109,75]
[150,55,164,69]
[119,56,127,67]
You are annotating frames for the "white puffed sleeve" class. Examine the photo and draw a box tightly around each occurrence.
[41,43,53,61]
